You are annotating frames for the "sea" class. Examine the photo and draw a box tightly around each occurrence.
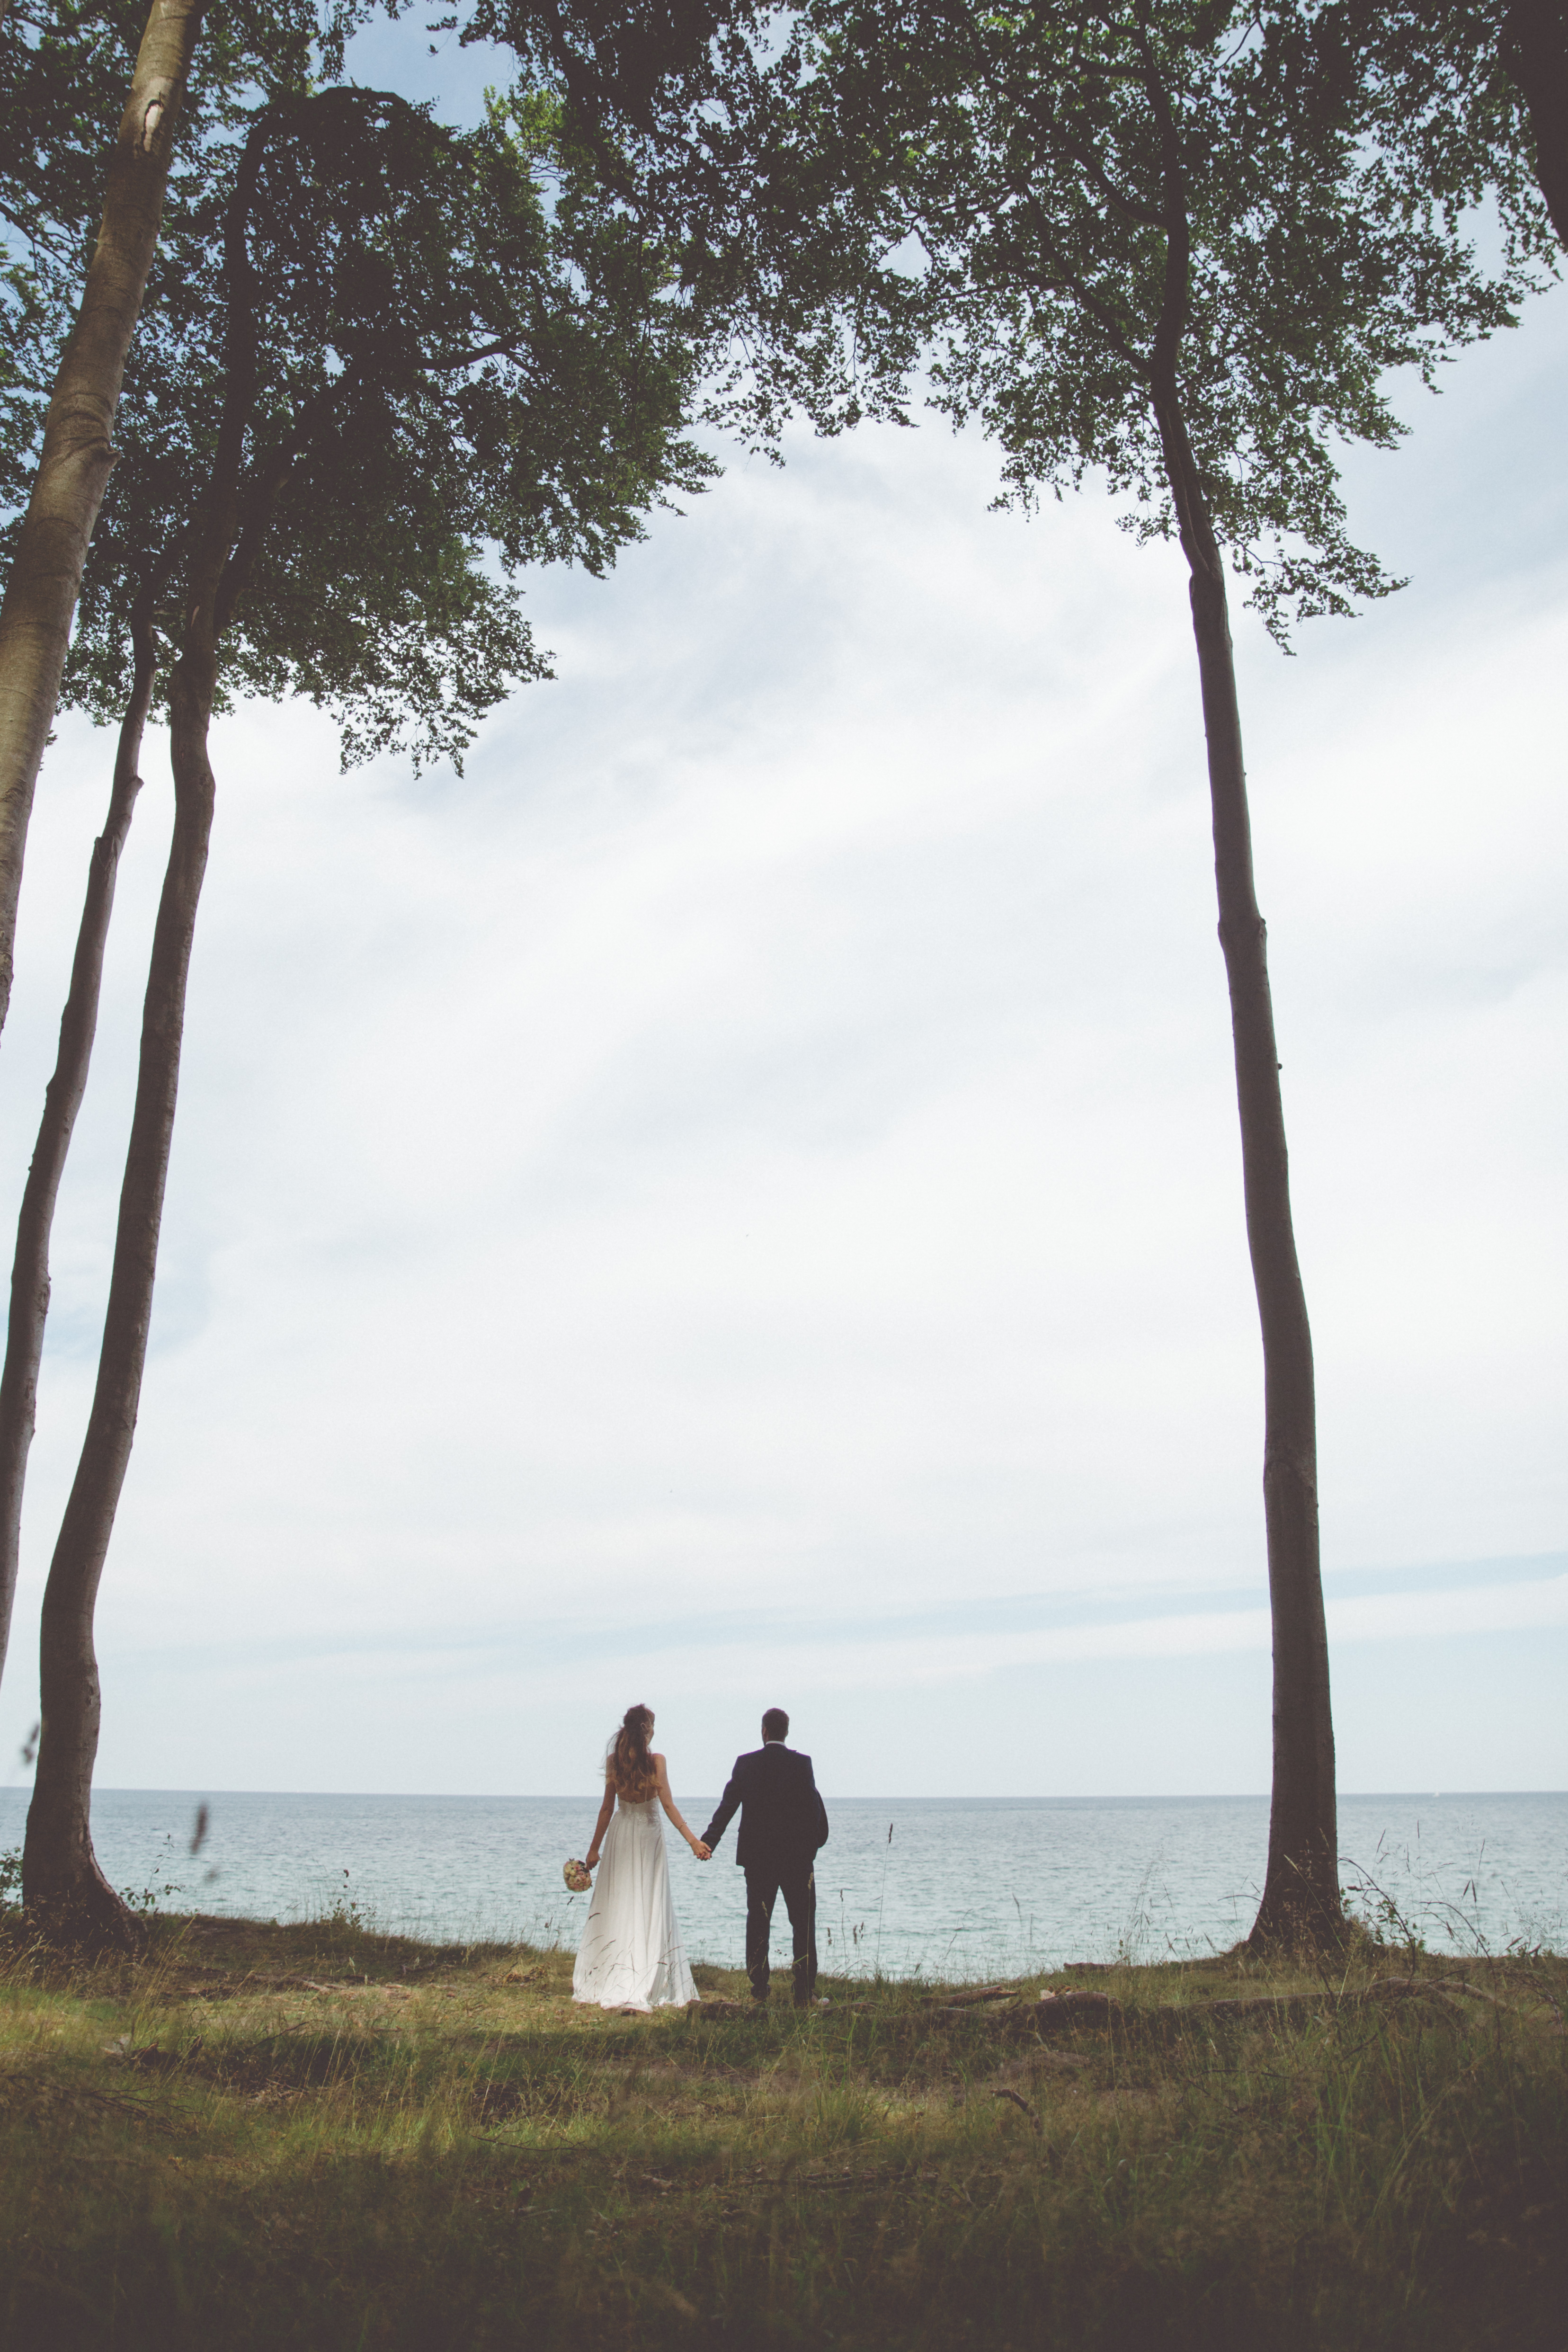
[1,1789,1562,1978]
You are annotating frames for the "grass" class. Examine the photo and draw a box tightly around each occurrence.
[0,1907,1563,2350]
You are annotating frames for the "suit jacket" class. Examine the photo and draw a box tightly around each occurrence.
[702,1744,829,1872]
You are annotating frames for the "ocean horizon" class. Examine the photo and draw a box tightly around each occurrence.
[4,1787,1562,1977]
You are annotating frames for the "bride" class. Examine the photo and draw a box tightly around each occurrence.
[572,1703,710,2011]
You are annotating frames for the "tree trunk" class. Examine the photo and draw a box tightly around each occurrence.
[21,632,214,1949]
[0,602,153,1699]
[22,97,275,1944]
[1152,384,1339,1951]
[0,0,203,1040]
[1506,0,1568,246]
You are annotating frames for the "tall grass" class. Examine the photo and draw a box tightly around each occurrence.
[0,1910,1563,2349]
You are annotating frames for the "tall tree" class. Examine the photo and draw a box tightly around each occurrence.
[737,0,1529,1943]
[19,82,711,1942]
[0,0,353,1698]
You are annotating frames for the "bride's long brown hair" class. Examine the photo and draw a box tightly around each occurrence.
[607,1703,656,1799]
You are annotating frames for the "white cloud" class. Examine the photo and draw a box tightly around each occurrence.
[357,1570,1568,1704]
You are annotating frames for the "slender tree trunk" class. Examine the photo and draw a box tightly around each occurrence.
[21,106,278,1943]
[1506,0,1568,245]
[1152,383,1339,1950]
[0,602,154,1700]
[0,0,203,1040]
[21,631,214,1948]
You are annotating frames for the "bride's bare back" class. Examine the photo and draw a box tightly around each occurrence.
[573,1721,708,2011]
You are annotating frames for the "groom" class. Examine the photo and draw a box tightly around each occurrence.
[700,1709,829,2006]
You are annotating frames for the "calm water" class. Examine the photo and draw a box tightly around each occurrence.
[1,1789,1562,1976]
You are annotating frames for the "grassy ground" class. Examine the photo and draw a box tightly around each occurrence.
[0,1907,1563,2350]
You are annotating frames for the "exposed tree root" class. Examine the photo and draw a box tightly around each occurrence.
[22,1859,144,1957]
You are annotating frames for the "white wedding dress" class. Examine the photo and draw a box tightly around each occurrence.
[572,1796,700,2011]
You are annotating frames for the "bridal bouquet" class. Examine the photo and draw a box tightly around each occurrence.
[563,1858,592,1894]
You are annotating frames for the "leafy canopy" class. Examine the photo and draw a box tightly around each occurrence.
[57,80,713,771]
[1297,0,1567,257]
[755,0,1541,638]
[456,0,927,448]
[0,0,362,523]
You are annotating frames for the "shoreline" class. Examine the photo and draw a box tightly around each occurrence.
[10,1786,1562,1974]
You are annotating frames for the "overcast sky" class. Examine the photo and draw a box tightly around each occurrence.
[0,28,1563,1803]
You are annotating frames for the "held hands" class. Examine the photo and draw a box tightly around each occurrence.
[691,1839,712,1862]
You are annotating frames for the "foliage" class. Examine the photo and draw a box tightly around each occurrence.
[119,1869,182,1917]
[458,0,928,450]
[1309,0,1568,256]
[49,81,713,772]
[0,1916,1564,2348]
[0,0,361,525]
[756,0,1542,645]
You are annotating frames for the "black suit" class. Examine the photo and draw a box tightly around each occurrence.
[702,1744,829,2003]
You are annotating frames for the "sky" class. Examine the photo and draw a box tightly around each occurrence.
[0,24,1563,1805]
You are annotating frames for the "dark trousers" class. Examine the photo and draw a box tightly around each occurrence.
[744,1860,817,2002]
